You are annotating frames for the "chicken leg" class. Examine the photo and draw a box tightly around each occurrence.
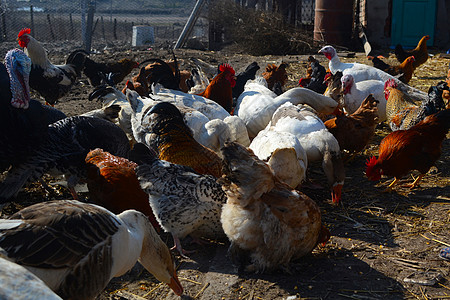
[171,235,194,259]
[383,177,399,192]
[404,174,424,189]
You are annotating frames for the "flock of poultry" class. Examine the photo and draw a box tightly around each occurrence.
[0,27,448,299]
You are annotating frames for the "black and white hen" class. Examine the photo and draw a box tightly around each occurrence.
[0,115,130,202]
[129,142,227,257]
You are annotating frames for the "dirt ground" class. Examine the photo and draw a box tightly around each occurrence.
[0,41,449,300]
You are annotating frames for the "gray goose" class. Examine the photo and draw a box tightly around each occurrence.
[0,200,183,299]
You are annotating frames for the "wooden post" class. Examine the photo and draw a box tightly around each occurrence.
[30,5,34,34]
[1,10,6,41]
[113,18,117,40]
[101,16,105,40]
[174,0,206,49]
[92,18,99,36]
[70,13,75,37]
[47,14,55,39]
[84,2,95,52]
[295,0,302,27]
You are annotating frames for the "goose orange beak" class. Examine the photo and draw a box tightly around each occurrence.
[167,271,183,296]
[331,183,343,204]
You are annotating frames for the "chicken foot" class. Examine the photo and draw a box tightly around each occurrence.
[404,174,424,189]
[383,177,399,192]
[171,235,195,259]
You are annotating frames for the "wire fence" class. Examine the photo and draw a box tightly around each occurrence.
[0,0,198,47]
[0,0,315,51]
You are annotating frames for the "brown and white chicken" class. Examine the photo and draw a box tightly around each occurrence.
[219,142,330,273]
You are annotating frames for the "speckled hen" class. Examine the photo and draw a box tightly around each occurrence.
[129,143,227,257]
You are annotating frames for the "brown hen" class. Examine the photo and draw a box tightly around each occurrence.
[262,62,288,92]
[144,101,223,178]
[395,35,430,70]
[370,56,415,84]
[219,142,329,273]
[324,94,379,154]
[85,148,160,230]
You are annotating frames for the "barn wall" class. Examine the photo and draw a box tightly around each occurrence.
[435,0,450,50]
[366,0,391,48]
[366,0,449,49]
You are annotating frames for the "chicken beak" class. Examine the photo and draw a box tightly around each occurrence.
[331,183,343,204]
[167,271,183,296]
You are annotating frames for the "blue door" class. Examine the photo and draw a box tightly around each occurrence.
[391,0,437,47]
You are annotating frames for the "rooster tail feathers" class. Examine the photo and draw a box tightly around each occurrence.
[128,143,158,165]
[170,50,181,86]
[65,50,88,76]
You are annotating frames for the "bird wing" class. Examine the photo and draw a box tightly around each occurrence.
[136,161,225,237]
[0,200,119,269]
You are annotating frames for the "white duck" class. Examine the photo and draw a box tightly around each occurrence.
[236,77,339,138]
[250,129,307,189]
[151,84,230,120]
[0,257,62,300]
[341,74,387,122]
[88,85,153,142]
[0,200,183,299]
[127,90,249,154]
[269,102,345,204]
[318,45,427,102]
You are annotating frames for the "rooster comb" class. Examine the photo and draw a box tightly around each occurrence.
[366,156,377,167]
[219,63,235,75]
[365,156,380,178]
[18,28,31,38]
[384,79,397,89]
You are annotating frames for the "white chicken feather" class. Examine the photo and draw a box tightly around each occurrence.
[250,129,307,189]
[319,45,427,102]
[236,77,338,138]
[268,102,345,204]
[340,74,387,122]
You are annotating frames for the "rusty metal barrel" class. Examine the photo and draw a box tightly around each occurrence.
[314,0,353,47]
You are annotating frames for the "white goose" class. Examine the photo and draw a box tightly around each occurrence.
[0,200,183,299]
[268,102,345,204]
[235,77,339,138]
[0,257,62,300]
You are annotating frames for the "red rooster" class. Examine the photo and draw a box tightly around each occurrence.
[197,64,236,113]
[85,148,160,230]
[366,109,450,189]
